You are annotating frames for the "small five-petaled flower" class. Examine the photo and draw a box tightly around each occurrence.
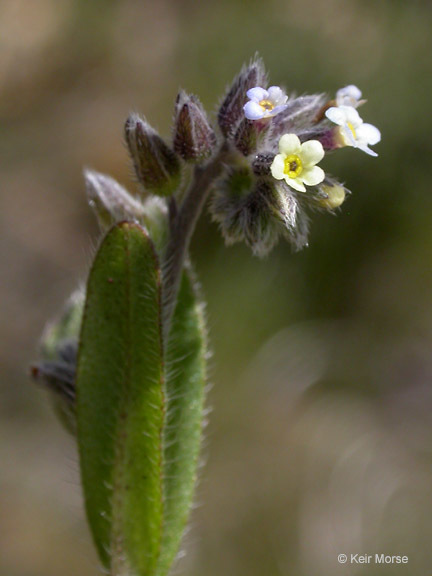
[270,134,325,193]
[325,104,381,157]
[243,86,288,120]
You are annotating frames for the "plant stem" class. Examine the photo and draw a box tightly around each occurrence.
[162,144,229,336]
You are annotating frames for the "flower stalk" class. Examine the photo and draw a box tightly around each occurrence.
[162,143,230,335]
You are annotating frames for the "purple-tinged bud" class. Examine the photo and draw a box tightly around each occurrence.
[30,288,85,435]
[218,55,267,138]
[173,91,217,163]
[315,127,342,151]
[252,152,275,176]
[234,118,269,156]
[31,340,77,434]
[84,169,145,229]
[125,114,181,197]
[269,94,326,143]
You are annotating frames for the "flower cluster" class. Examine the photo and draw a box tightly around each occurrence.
[49,56,382,266]
[74,55,382,259]
[32,55,382,437]
[211,56,381,255]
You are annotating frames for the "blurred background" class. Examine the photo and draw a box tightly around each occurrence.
[2,0,432,574]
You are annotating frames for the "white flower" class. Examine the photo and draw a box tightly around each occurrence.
[335,85,365,108]
[325,105,381,157]
[243,86,288,120]
[270,134,325,193]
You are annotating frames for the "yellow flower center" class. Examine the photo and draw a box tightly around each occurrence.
[347,122,357,139]
[283,154,303,178]
[259,99,274,111]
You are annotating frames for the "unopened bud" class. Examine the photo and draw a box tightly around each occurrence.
[218,56,267,138]
[269,94,326,141]
[234,118,269,156]
[125,114,181,196]
[317,184,346,210]
[31,289,84,434]
[173,91,216,162]
[31,340,77,434]
[316,128,340,151]
[85,169,145,229]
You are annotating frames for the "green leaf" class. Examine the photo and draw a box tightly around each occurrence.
[76,222,164,575]
[76,222,207,576]
[157,269,206,575]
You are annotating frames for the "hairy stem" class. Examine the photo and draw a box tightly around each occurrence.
[162,144,229,335]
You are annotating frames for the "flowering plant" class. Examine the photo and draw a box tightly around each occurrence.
[31,56,380,576]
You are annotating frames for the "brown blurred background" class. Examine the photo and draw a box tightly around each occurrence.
[2,0,432,575]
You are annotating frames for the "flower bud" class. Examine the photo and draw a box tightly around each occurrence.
[173,91,217,163]
[315,128,340,151]
[85,169,145,229]
[234,118,269,156]
[317,183,347,210]
[125,114,181,197]
[31,340,77,434]
[31,289,84,435]
[269,94,326,142]
[234,119,258,156]
[218,56,267,138]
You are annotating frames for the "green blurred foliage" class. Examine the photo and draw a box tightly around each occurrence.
[1,0,432,575]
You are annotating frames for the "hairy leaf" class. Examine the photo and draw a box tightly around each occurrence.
[76,222,206,576]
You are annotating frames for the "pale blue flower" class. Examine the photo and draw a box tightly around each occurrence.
[243,86,288,120]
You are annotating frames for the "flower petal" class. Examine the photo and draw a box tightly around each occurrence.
[267,86,287,105]
[340,125,356,146]
[325,106,346,126]
[326,105,362,128]
[270,154,286,180]
[271,104,289,116]
[355,142,378,157]
[301,165,325,186]
[244,101,264,120]
[300,140,325,166]
[357,123,381,145]
[341,105,362,127]
[279,133,301,155]
[286,177,306,193]
[246,87,268,102]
